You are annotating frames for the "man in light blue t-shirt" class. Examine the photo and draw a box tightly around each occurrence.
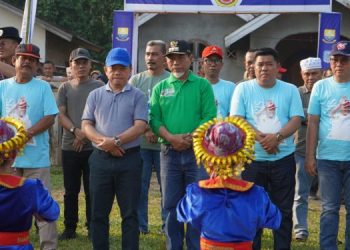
[0,44,59,249]
[201,45,235,118]
[230,48,303,250]
[306,41,350,250]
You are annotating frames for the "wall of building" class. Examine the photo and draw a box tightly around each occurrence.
[137,13,246,83]
[137,2,350,83]
[0,8,46,59]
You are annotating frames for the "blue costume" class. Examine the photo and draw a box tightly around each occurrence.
[0,174,59,250]
[177,177,281,249]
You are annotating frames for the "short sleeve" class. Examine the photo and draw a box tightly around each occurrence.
[289,85,304,118]
[308,82,321,116]
[230,83,246,117]
[82,90,97,122]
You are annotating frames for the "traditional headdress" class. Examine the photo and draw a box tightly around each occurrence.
[0,117,28,165]
[193,116,255,179]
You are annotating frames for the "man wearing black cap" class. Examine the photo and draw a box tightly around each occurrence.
[149,40,217,250]
[306,40,350,250]
[57,48,103,240]
[0,26,22,80]
[0,43,59,250]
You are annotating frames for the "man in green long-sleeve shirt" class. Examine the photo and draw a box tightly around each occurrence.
[150,40,216,250]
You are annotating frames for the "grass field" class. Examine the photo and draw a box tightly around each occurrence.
[29,166,346,249]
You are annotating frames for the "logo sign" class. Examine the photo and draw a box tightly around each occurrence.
[322,29,336,44]
[116,27,130,42]
[212,0,241,7]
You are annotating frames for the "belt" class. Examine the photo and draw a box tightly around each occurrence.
[0,231,29,246]
[96,146,140,157]
[200,237,252,250]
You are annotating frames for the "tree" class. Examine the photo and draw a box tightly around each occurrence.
[4,0,124,61]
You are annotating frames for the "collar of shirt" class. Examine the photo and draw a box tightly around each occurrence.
[168,71,196,84]
[300,85,311,94]
[105,82,131,93]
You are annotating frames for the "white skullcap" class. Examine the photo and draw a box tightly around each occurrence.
[300,57,322,71]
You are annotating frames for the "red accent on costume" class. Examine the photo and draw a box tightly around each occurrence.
[200,237,252,250]
[0,174,25,188]
[198,177,254,192]
[0,231,29,246]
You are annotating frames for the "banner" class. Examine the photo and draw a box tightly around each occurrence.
[124,0,331,13]
[21,0,38,43]
[112,11,134,59]
[317,12,341,69]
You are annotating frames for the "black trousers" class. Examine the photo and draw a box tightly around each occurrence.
[242,154,296,250]
[62,150,92,230]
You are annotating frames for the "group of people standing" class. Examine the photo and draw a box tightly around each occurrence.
[0,23,350,250]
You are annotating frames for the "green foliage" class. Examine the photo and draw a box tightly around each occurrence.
[3,0,124,61]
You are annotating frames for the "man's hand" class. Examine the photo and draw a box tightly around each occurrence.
[109,146,125,157]
[74,128,86,141]
[72,138,85,152]
[169,134,192,151]
[259,133,280,154]
[145,130,158,144]
[305,157,317,176]
[97,137,116,152]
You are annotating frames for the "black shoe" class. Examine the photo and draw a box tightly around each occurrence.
[139,229,150,235]
[59,230,76,240]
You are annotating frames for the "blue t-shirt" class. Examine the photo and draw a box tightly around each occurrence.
[211,79,235,118]
[0,77,59,168]
[308,77,350,161]
[230,79,304,161]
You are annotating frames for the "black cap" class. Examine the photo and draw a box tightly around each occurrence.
[69,48,91,62]
[166,40,192,57]
[330,41,350,57]
[15,44,40,59]
[0,27,22,43]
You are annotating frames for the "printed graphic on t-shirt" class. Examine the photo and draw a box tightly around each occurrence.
[328,96,350,141]
[253,100,282,134]
[6,96,36,145]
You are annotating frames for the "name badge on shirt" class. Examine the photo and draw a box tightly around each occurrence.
[160,88,175,97]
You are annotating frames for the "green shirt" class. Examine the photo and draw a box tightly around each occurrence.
[150,71,217,144]
[130,70,170,150]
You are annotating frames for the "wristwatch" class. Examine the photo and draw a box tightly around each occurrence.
[69,126,76,134]
[276,132,284,142]
[114,136,122,147]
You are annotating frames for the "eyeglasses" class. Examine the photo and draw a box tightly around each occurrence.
[330,57,350,64]
[203,58,222,64]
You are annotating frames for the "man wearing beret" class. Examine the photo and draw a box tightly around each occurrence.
[0,26,21,80]
[306,41,350,249]
[150,40,217,250]
[293,57,323,242]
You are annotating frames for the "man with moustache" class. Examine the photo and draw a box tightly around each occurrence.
[238,49,256,83]
[0,43,59,250]
[150,40,217,250]
[201,45,235,118]
[130,40,169,234]
[306,41,350,250]
[82,48,148,250]
[0,27,21,79]
[230,48,303,250]
[293,57,323,242]
[57,48,103,240]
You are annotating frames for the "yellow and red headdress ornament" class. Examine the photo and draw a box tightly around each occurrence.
[0,117,28,165]
[193,116,255,179]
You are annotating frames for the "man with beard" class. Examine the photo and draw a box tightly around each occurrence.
[130,40,169,234]
[150,40,216,250]
[0,27,21,80]
[293,57,323,242]
[201,45,235,118]
[0,43,59,250]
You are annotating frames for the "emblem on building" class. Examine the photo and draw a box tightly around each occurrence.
[322,29,336,44]
[212,0,241,7]
[116,27,130,42]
